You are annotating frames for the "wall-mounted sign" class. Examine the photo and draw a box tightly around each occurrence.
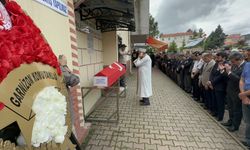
[34,0,68,16]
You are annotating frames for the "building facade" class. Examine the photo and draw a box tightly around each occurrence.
[224,34,242,46]
[161,31,193,48]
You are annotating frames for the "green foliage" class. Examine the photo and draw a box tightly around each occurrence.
[146,46,155,53]
[198,28,204,38]
[237,39,247,49]
[192,30,198,39]
[168,41,178,53]
[179,39,186,51]
[149,14,160,38]
[204,25,226,50]
[192,28,204,39]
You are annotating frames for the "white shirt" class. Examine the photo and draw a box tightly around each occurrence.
[192,59,204,73]
[119,49,129,64]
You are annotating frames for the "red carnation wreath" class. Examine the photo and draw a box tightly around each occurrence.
[0,1,62,109]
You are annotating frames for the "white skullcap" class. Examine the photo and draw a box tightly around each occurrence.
[138,48,147,53]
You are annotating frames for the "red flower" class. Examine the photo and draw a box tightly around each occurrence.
[0,102,4,111]
[0,1,62,83]
[5,1,23,16]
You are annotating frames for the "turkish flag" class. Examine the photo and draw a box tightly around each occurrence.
[146,37,168,51]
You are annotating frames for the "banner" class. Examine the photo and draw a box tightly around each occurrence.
[34,0,68,16]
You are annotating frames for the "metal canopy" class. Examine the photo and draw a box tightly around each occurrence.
[77,0,135,32]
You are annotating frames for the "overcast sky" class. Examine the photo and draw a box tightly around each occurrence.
[150,0,250,35]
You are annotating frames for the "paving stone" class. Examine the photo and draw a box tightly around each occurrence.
[90,145,103,150]
[184,141,198,148]
[133,143,145,149]
[157,145,170,150]
[145,133,155,139]
[128,137,139,143]
[83,69,245,150]
[145,144,157,150]
[139,138,150,144]
[150,139,161,145]
[117,136,128,142]
[162,140,174,146]
[197,142,211,148]
[99,140,110,146]
[121,142,133,149]
[123,132,134,138]
[155,134,166,140]
[173,141,186,147]
[134,133,144,138]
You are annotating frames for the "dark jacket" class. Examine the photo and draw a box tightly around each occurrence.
[226,62,246,94]
[209,63,228,91]
[183,58,193,75]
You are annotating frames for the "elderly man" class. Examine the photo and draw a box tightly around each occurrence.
[221,52,246,132]
[118,44,130,88]
[134,48,152,106]
[200,53,216,111]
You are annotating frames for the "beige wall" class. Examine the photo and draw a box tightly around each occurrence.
[77,31,103,115]
[16,0,73,69]
[102,31,118,66]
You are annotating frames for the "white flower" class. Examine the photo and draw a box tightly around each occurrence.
[31,86,68,147]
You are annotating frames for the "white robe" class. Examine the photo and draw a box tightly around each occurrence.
[134,54,152,98]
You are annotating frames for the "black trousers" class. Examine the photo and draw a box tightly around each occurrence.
[120,64,126,87]
[192,75,200,100]
[210,90,217,114]
[184,73,192,93]
[204,89,212,109]
[227,92,242,128]
[215,90,226,120]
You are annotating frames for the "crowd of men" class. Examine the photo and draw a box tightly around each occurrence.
[157,48,250,148]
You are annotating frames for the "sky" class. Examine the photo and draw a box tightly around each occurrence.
[150,0,250,35]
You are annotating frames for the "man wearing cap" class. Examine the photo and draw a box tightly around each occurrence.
[118,44,130,88]
[134,48,152,106]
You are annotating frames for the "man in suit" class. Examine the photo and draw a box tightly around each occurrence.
[221,52,246,132]
[191,52,204,101]
[200,53,216,110]
[207,52,228,121]
[183,55,193,93]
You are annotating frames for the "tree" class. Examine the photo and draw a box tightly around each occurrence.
[237,39,246,49]
[198,28,204,38]
[204,25,226,50]
[180,39,186,51]
[149,14,160,38]
[168,41,178,53]
[192,29,198,39]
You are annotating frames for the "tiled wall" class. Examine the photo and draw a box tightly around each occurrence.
[77,31,104,115]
